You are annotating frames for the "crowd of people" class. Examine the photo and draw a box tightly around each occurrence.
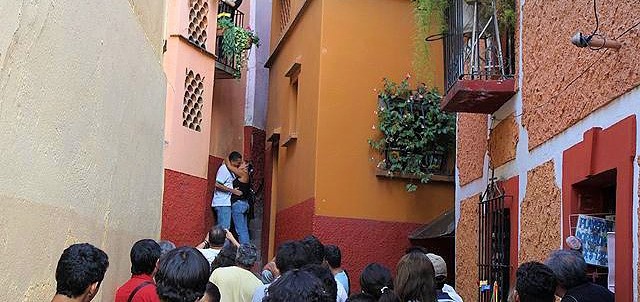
[48,223,615,302]
[48,153,614,302]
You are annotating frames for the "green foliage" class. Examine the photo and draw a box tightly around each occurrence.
[478,0,517,31]
[412,0,447,83]
[369,77,456,192]
[217,13,260,78]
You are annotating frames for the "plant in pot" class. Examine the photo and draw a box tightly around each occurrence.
[368,76,456,192]
[217,13,260,78]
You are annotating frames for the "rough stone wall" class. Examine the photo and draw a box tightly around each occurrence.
[455,195,480,302]
[0,1,166,300]
[521,0,640,149]
[457,113,488,185]
[519,161,562,263]
[489,114,518,168]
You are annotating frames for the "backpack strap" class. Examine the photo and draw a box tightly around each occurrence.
[127,281,153,302]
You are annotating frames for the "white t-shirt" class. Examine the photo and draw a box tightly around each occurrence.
[212,164,235,207]
[197,248,221,264]
[442,284,463,302]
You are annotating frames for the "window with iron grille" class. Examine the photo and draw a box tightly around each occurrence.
[478,179,511,302]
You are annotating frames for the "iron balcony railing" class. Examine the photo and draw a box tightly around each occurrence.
[215,1,245,76]
[444,0,516,93]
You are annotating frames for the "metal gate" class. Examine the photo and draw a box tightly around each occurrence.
[478,178,511,302]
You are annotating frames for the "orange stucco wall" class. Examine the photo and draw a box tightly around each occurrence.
[210,78,247,157]
[267,0,323,212]
[266,0,452,225]
[209,0,251,158]
[314,0,451,224]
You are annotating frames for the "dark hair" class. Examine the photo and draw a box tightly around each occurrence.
[303,264,338,302]
[395,253,437,302]
[347,293,376,302]
[360,263,399,302]
[264,269,332,302]
[236,243,258,268]
[229,151,242,162]
[210,244,238,272]
[158,240,176,256]
[324,245,342,268]
[516,262,557,302]
[204,282,221,302]
[434,275,446,291]
[55,243,109,298]
[130,239,161,275]
[208,225,226,247]
[301,235,325,265]
[155,246,210,302]
[275,241,310,274]
[545,250,588,290]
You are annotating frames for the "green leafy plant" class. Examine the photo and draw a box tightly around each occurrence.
[217,13,260,78]
[369,77,456,192]
[412,0,447,83]
[478,0,516,31]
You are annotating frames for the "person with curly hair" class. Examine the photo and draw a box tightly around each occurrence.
[263,270,332,302]
[210,243,262,302]
[51,243,109,302]
[513,262,557,302]
[155,246,210,302]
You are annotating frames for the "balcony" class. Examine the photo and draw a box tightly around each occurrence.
[215,1,245,79]
[441,0,517,114]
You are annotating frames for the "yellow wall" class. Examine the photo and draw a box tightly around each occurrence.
[314,0,451,224]
[264,0,453,224]
[267,0,324,211]
[0,0,166,301]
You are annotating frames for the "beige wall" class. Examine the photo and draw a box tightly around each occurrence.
[0,0,166,301]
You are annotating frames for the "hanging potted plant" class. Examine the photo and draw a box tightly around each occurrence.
[368,76,456,192]
[217,13,260,78]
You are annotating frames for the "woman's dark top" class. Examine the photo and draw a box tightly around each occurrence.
[231,178,251,203]
[561,282,614,302]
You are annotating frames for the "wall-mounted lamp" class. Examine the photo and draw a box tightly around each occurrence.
[571,32,622,50]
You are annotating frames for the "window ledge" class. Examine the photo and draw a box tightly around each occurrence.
[375,167,454,183]
[281,132,298,147]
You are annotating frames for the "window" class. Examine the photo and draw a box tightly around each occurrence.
[570,169,616,289]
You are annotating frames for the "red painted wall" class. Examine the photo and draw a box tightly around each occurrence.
[161,169,209,246]
[274,197,421,291]
[562,115,636,301]
[274,198,315,248]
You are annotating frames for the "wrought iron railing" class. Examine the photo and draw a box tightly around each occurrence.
[478,178,511,302]
[215,1,245,74]
[444,0,516,93]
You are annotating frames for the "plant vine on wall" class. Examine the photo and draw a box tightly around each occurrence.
[412,0,447,83]
[369,77,456,192]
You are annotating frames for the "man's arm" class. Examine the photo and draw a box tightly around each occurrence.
[215,182,243,196]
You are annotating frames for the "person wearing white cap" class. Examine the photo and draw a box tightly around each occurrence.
[426,253,463,302]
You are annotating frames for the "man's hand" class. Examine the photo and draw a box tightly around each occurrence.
[224,229,240,247]
[232,189,243,196]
